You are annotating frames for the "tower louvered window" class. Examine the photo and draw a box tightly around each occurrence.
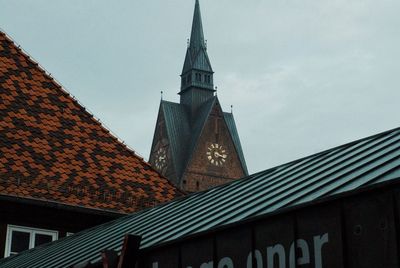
[195,73,201,82]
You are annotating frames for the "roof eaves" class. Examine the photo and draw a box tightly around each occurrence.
[0,194,125,217]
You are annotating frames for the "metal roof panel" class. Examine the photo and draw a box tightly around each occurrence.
[2,127,400,268]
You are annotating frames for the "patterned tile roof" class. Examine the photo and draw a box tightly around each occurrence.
[0,31,183,214]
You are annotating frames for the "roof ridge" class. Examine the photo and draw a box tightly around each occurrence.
[265,126,400,173]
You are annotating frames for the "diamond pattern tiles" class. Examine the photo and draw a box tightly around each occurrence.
[0,31,182,214]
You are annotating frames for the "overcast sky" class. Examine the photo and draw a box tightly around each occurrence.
[1,0,399,174]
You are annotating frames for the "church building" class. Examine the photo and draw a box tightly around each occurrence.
[149,0,248,192]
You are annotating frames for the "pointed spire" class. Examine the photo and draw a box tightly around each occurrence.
[190,0,206,50]
[180,0,214,97]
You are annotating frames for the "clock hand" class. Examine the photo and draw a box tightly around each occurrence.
[214,152,226,158]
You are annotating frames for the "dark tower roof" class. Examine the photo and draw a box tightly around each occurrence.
[181,0,214,92]
[189,0,206,50]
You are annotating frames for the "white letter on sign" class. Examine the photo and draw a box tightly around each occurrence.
[246,250,263,268]
[289,239,310,268]
[218,257,234,268]
[314,233,329,268]
[152,262,158,268]
[267,244,285,268]
[200,262,213,268]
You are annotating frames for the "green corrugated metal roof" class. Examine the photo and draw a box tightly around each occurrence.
[160,101,191,179]
[2,127,400,268]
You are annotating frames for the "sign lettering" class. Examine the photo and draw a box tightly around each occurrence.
[151,233,329,268]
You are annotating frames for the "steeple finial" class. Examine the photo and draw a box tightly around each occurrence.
[190,0,206,49]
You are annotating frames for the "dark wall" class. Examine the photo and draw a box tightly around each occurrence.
[0,198,121,258]
[138,185,400,268]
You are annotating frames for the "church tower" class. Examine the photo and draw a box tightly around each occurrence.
[180,0,215,118]
[149,0,248,192]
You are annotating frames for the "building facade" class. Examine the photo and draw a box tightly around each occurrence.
[149,0,248,192]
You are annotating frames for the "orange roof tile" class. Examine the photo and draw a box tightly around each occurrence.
[0,31,183,214]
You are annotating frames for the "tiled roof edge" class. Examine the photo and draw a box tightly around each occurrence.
[0,29,146,161]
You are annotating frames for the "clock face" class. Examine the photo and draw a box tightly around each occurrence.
[154,147,167,171]
[207,143,228,166]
